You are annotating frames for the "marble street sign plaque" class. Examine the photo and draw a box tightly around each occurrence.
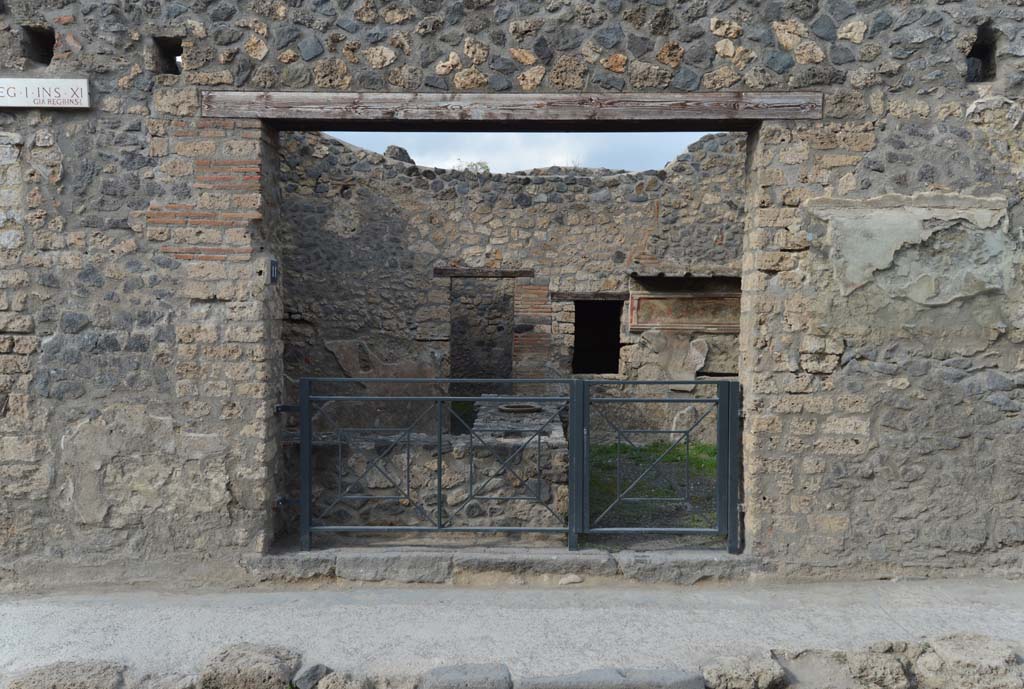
[0,78,90,108]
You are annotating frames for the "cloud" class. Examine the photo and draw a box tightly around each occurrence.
[324,131,717,173]
[423,132,593,171]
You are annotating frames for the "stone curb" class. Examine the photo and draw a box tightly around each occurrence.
[517,668,704,689]
[419,663,512,689]
[198,643,302,689]
[243,547,763,586]
[4,635,1023,689]
[245,552,337,582]
[2,662,127,689]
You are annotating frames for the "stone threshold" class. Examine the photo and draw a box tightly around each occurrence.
[243,546,763,586]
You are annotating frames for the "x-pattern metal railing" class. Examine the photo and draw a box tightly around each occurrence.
[588,400,717,528]
[315,400,566,527]
[445,400,568,522]
[291,377,742,553]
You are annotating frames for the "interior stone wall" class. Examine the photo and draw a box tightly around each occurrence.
[0,0,1021,586]
[276,131,745,393]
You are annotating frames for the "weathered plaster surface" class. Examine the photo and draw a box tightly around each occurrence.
[808,193,1011,298]
[743,135,1024,575]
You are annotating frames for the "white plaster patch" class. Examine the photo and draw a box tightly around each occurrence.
[805,193,1011,300]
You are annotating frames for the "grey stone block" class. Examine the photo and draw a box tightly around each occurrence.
[294,665,332,689]
[518,668,704,689]
[451,548,618,578]
[669,66,701,91]
[198,644,302,689]
[612,551,759,585]
[60,311,92,334]
[242,552,336,582]
[298,37,325,61]
[914,634,1024,688]
[384,146,415,164]
[960,370,1015,396]
[419,664,512,689]
[5,662,127,689]
[775,649,905,689]
[334,550,453,583]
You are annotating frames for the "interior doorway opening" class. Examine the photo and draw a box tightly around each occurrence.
[449,276,515,401]
[572,300,623,374]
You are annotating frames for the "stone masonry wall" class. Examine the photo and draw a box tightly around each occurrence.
[0,0,1021,585]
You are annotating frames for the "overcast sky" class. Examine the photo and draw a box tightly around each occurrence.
[324,131,715,173]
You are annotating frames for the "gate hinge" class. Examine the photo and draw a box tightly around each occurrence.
[275,404,299,414]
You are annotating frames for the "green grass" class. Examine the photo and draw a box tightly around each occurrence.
[588,440,719,528]
[590,440,718,477]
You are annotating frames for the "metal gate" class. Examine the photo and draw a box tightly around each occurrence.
[288,377,742,553]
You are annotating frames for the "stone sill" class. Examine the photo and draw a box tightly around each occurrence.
[243,546,763,587]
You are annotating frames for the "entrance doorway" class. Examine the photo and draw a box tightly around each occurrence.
[199,89,825,553]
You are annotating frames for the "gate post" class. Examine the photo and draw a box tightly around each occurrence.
[727,381,743,554]
[567,379,586,551]
[299,378,313,551]
[715,381,730,536]
[715,381,743,553]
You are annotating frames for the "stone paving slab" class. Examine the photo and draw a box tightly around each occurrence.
[1,578,1023,686]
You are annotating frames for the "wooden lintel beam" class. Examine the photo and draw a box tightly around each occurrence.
[201,91,823,127]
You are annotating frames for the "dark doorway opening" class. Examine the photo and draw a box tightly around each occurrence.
[572,300,623,374]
